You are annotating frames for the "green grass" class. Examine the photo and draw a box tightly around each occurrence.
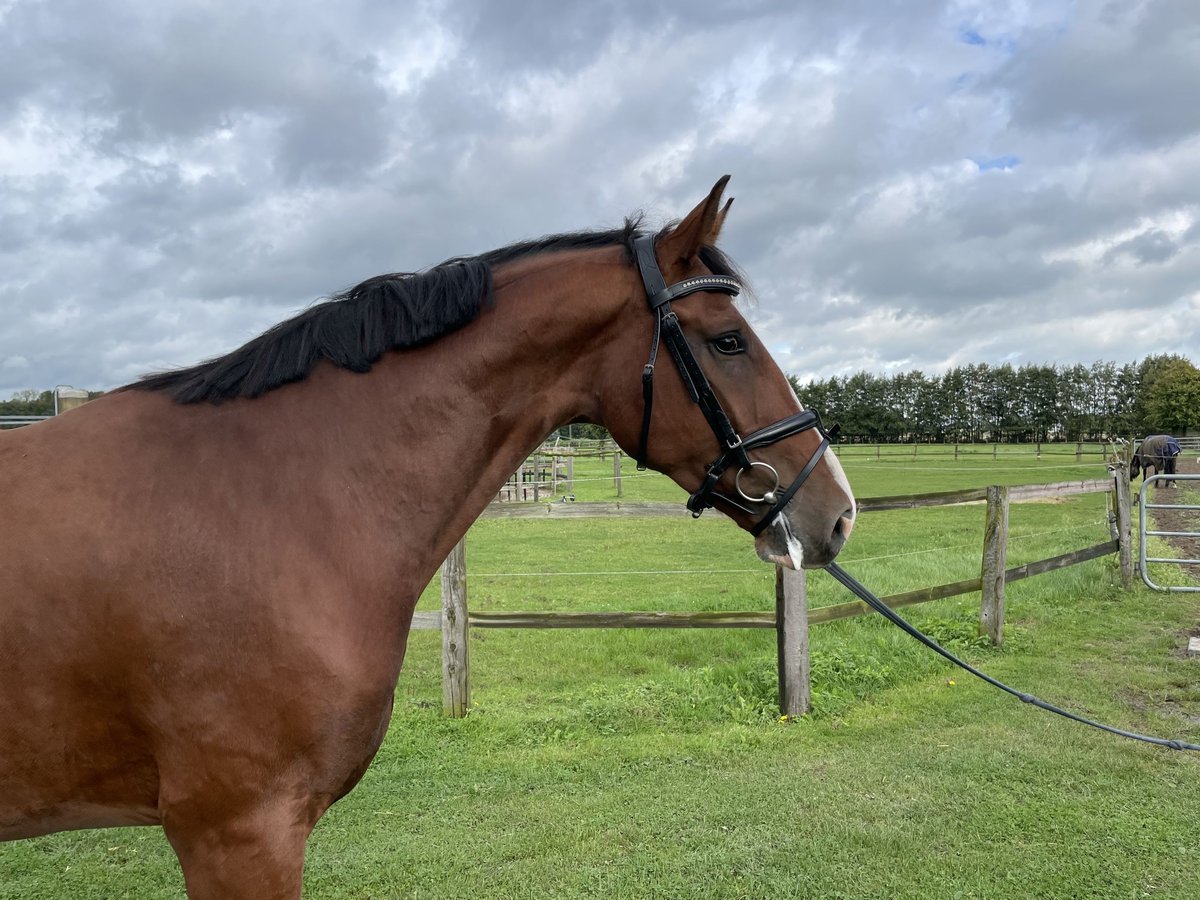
[3,447,1198,899]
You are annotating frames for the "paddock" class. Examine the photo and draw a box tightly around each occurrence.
[425,472,1132,717]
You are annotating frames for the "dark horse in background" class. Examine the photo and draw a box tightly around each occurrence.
[1131,434,1182,488]
[0,178,855,899]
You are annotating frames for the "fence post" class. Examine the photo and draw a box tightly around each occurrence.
[979,485,1010,646]
[1111,465,1133,589]
[776,566,811,717]
[441,538,470,717]
[614,450,623,498]
[566,456,574,494]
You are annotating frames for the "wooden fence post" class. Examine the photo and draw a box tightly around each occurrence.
[613,450,623,498]
[979,485,1010,646]
[1112,466,1133,589]
[776,566,810,717]
[441,538,470,717]
[566,456,574,494]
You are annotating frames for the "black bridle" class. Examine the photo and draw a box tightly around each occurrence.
[631,235,835,536]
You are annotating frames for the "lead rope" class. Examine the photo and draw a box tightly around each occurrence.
[824,562,1200,752]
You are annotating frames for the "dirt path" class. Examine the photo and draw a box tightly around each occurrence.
[1140,452,1200,585]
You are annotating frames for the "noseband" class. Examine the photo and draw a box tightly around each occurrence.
[631,235,836,536]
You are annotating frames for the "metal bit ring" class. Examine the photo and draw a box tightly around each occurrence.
[735,461,781,505]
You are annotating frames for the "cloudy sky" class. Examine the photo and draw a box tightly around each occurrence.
[2,0,1198,398]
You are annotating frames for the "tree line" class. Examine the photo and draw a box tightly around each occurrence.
[0,389,105,417]
[791,354,1199,443]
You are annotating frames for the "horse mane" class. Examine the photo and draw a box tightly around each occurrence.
[127,218,745,404]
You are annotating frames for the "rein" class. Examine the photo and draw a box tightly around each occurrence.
[825,562,1200,752]
[631,234,835,534]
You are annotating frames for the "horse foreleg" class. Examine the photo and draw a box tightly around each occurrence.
[163,797,326,900]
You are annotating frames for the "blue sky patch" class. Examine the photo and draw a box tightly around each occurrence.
[975,154,1021,171]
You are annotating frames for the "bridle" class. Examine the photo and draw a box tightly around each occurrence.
[631,234,836,536]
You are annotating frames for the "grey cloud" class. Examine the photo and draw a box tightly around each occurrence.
[987,0,1200,150]
[2,0,1199,397]
[1104,230,1179,267]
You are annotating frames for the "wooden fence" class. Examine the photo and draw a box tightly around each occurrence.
[832,440,1113,462]
[496,442,625,502]
[420,468,1134,718]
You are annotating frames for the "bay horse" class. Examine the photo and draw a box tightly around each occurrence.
[0,177,855,898]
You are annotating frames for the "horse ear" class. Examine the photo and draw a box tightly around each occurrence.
[712,197,734,242]
[659,176,732,264]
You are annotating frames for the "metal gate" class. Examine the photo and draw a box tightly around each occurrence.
[1139,473,1200,592]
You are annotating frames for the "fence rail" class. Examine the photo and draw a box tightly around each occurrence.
[0,415,50,428]
[424,470,1132,717]
[831,441,1113,462]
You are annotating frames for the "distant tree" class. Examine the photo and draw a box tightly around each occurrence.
[0,389,106,418]
[0,390,55,416]
[792,375,843,427]
[1017,364,1058,442]
[1113,363,1140,436]
[1140,358,1200,434]
[554,423,610,442]
[940,369,969,441]
[1055,364,1089,441]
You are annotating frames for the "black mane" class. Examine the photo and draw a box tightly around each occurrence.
[129,218,745,404]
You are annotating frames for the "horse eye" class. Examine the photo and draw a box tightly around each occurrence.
[713,333,745,355]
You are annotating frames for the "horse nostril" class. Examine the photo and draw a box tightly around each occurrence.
[832,508,855,543]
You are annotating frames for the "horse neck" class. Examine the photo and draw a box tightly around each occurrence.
[275,247,639,578]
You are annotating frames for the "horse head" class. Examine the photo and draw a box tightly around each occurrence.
[599,177,855,569]
[1129,456,1142,480]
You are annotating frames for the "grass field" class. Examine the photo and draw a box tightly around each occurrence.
[2,445,1198,899]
